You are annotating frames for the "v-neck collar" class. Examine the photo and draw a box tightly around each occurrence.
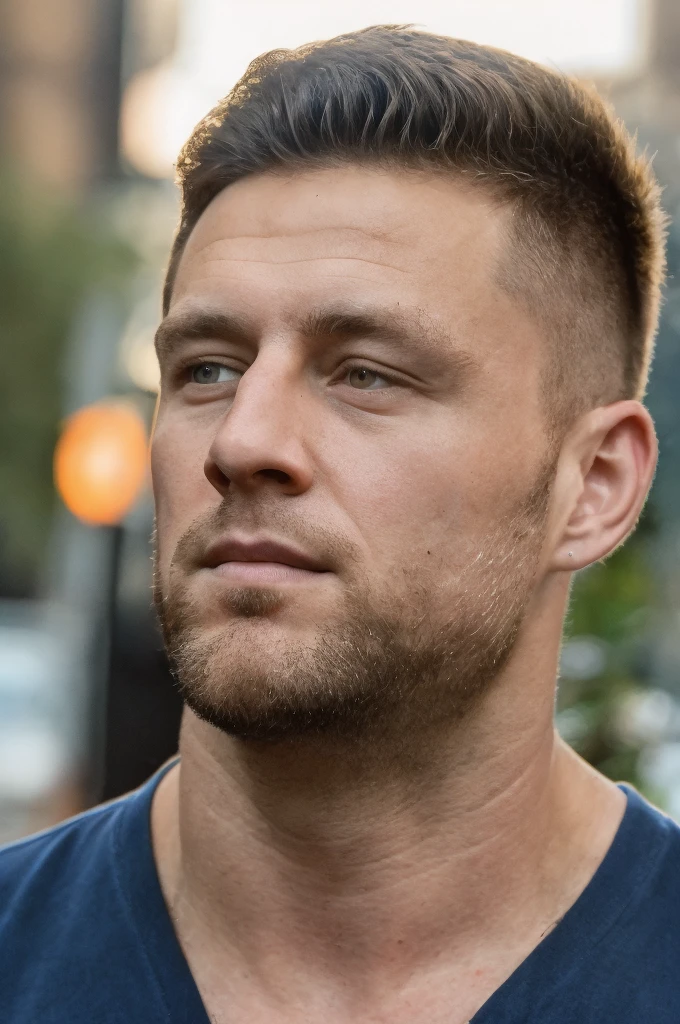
[115,764,670,1024]
[470,784,672,1021]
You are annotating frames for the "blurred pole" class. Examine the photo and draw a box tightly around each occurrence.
[85,524,124,807]
[51,396,148,807]
[46,295,127,807]
[93,0,127,184]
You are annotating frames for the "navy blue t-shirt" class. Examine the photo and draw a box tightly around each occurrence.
[1,756,680,1023]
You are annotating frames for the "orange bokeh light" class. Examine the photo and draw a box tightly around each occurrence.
[54,401,148,526]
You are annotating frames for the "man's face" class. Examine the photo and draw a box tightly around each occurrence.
[152,166,555,743]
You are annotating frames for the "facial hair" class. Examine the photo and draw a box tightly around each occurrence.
[153,459,556,747]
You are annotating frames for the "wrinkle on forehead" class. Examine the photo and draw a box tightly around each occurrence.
[177,167,506,280]
[195,222,401,243]
[182,229,413,283]
[189,250,411,273]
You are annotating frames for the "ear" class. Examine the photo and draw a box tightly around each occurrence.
[549,400,657,572]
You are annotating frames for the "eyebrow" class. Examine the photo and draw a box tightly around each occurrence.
[155,309,255,360]
[154,302,479,376]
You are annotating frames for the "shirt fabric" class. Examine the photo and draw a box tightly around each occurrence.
[1,757,679,1023]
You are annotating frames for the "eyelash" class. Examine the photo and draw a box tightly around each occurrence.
[175,358,404,391]
[338,361,399,388]
[174,359,241,386]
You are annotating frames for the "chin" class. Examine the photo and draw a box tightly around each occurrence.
[172,643,377,743]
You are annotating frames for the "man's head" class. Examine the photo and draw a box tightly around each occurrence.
[151,27,662,747]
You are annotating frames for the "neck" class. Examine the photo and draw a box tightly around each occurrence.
[151,600,624,1018]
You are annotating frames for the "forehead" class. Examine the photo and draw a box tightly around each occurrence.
[171,166,510,315]
[167,167,546,407]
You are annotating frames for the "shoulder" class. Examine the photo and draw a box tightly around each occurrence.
[619,784,680,875]
[0,793,131,930]
[0,759,176,949]
[0,786,158,1024]
[575,787,680,1019]
[617,787,680,936]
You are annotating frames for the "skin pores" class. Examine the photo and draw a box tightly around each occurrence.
[151,166,555,746]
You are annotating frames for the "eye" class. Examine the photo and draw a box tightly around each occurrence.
[347,366,389,390]
[190,362,240,385]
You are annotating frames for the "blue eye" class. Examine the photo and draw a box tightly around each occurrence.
[191,363,239,384]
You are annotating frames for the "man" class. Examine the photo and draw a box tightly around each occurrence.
[0,24,676,1024]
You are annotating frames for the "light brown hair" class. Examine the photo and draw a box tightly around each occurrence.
[164,25,667,428]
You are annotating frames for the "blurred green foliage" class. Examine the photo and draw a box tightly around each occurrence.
[0,172,138,596]
[559,508,662,795]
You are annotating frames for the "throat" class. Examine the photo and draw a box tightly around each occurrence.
[151,720,624,1023]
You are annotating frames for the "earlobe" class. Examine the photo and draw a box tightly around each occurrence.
[551,400,657,572]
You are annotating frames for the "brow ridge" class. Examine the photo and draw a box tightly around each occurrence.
[155,301,478,377]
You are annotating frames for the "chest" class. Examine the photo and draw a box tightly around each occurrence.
[188,954,512,1024]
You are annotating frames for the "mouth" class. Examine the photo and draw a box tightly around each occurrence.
[201,535,330,586]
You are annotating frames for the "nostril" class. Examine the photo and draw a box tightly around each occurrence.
[258,468,292,485]
[204,459,231,495]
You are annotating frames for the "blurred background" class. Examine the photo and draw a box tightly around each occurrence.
[1,0,679,841]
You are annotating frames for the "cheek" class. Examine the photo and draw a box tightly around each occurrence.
[150,411,216,571]
[330,418,536,576]
[328,428,470,571]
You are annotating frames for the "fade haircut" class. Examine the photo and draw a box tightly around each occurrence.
[164,25,667,430]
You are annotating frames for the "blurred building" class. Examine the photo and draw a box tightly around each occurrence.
[0,0,124,191]
[0,0,183,835]
[0,0,179,190]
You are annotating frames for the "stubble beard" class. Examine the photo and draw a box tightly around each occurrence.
[153,463,555,749]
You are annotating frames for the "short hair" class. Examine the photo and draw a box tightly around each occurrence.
[164,25,667,430]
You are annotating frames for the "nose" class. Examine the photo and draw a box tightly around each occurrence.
[203,355,314,498]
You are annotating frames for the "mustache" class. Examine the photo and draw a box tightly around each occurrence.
[163,498,359,576]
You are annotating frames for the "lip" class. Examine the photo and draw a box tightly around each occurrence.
[202,535,328,573]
